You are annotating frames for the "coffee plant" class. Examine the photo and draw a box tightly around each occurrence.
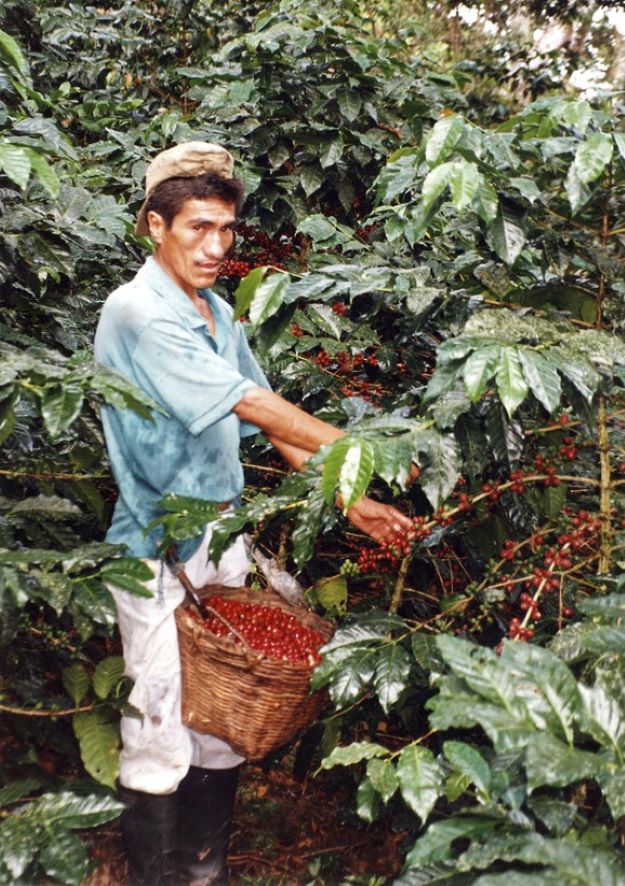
[2,0,625,882]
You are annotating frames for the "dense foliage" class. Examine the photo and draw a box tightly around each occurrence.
[2,1,625,882]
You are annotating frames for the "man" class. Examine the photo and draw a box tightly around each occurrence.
[95,142,412,885]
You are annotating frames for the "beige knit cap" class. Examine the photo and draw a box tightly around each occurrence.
[135,142,235,236]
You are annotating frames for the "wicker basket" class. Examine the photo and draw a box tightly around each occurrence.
[175,585,334,761]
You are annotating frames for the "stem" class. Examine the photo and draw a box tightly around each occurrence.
[0,702,95,717]
[389,550,413,614]
[598,397,613,573]
[0,468,109,481]
[597,180,612,574]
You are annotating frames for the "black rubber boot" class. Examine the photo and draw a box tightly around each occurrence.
[119,786,178,885]
[175,765,240,885]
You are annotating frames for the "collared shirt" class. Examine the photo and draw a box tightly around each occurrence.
[94,256,270,560]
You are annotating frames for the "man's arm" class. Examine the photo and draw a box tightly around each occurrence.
[237,389,414,544]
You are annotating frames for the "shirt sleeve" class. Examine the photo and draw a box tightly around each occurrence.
[235,322,273,438]
[131,316,257,435]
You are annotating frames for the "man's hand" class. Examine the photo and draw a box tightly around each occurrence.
[345,496,413,546]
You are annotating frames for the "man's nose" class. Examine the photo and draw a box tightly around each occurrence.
[202,231,227,258]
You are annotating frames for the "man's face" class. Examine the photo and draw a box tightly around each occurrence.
[147,197,236,296]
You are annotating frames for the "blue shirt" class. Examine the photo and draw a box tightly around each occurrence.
[94,257,270,560]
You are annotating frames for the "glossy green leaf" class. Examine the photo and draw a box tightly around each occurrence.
[421,161,454,211]
[321,740,387,770]
[575,132,613,184]
[39,826,89,886]
[338,438,376,511]
[486,206,526,266]
[27,150,60,199]
[0,28,30,78]
[565,161,592,214]
[397,745,443,825]
[524,732,604,791]
[404,816,496,867]
[443,741,491,796]
[517,349,561,414]
[463,346,500,402]
[248,271,290,327]
[449,161,480,211]
[41,384,84,436]
[494,348,528,417]
[0,143,31,189]
[373,643,412,714]
[476,179,498,223]
[233,266,268,320]
[416,429,461,509]
[578,684,625,759]
[366,757,399,803]
[356,775,381,822]
[425,115,464,165]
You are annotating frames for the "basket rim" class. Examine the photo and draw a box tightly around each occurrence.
[175,590,334,673]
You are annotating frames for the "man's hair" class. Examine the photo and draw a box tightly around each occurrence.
[144,172,245,228]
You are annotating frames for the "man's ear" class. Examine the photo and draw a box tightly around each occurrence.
[147,210,166,245]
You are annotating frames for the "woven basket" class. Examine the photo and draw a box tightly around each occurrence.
[175,585,334,761]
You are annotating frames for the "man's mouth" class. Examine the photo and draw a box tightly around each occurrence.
[197,263,220,274]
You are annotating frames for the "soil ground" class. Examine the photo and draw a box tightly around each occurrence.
[83,759,406,885]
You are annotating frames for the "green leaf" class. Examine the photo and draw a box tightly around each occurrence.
[0,143,31,190]
[248,272,290,327]
[416,429,461,509]
[575,132,613,184]
[517,349,562,414]
[565,161,592,214]
[0,778,42,809]
[486,206,526,266]
[524,732,605,791]
[314,576,347,616]
[338,438,375,511]
[476,180,498,223]
[233,266,268,320]
[578,684,625,759]
[449,161,480,211]
[443,741,491,797]
[560,99,591,133]
[27,150,60,199]
[321,740,388,769]
[337,89,362,122]
[356,775,381,822]
[41,384,84,436]
[374,643,412,714]
[73,711,120,788]
[0,815,40,879]
[92,656,125,700]
[39,826,89,886]
[99,558,154,597]
[0,28,30,78]
[425,115,464,165]
[322,437,351,505]
[463,346,500,402]
[397,745,443,825]
[23,791,123,829]
[494,348,528,417]
[62,664,91,706]
[421,161,454,212]
[614,132,625,162]
[404,816,495,867]
[300,163,323,197]
[367,758,399,803]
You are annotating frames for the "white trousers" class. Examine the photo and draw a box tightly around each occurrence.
[109,524,249,795]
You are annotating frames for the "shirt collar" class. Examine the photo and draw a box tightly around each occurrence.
[138,257,227,345]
